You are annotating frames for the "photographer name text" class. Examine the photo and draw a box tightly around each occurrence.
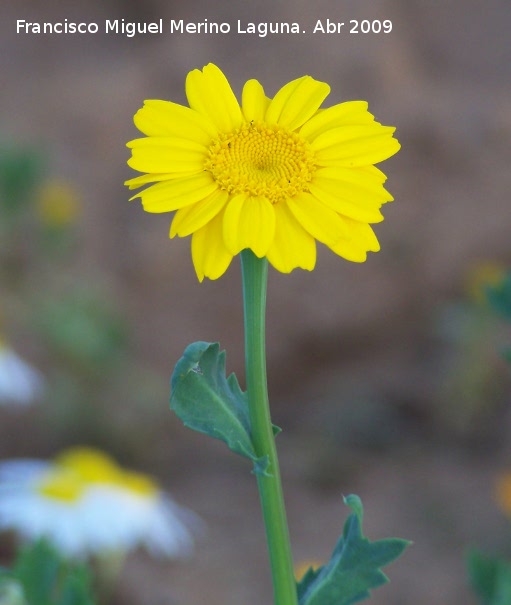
[16,18,393,37]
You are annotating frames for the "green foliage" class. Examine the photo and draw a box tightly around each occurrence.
[0,540,95,605]
[170,342,274,474]
[297,495,410,605]
[0,578,26,605]
[486,273,511,323]
[0,145,42,216]
[467,550,511,605]
[36,291,128,375]
[485,272,511,364]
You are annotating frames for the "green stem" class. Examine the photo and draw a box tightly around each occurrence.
[241,249,298,605]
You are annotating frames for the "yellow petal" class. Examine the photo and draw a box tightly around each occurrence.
[127,137,206,173]
[286,192,348,246]
[191,210,233,282]
[131,173,217,213]
[223,194,276,257]
[312,124,401,167]
[315,165,390,191]
[299,101,374,142]
[309,184,383,223]
[266,202,316,273]
[125,172,191,190]
[314,167,393,207]
[186,64,242,133]
[170,189,229,237]
[242,79,270,122]
[265,76,330,131]
[133,100,217,145]
[309,168,393,222]
[328,219,380,262]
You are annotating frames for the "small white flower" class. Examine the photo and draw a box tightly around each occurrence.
[0,448,201,559]
[0,342,44,407]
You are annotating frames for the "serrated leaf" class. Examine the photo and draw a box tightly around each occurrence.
[467,550,511,605]
[272,424,282,437]
[170,342,258,463]
[253,455,271,477]
[298,495,410,605]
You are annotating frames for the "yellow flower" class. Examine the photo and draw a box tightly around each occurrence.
[126,64,400,281]
[496,472,511,515]
[37,179,81,228]
[294,559,323,580]
[465,261,508,306]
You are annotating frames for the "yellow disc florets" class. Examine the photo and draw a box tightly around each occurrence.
[36,448,158,502]
[205,122,316,204]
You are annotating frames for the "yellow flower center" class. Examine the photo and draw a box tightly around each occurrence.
[36,448,158,502]
[37,469,85,502]
[205,122,316,204]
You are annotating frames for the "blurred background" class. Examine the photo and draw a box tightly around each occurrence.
[1,0,511,603]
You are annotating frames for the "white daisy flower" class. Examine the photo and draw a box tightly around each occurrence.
[0,448,201,559]
[0,341,44,407]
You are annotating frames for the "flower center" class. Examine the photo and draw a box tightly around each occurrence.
[205,122,316,204]
[37,469,85,502]
[36,449,158,502]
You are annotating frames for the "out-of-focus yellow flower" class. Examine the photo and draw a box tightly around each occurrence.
[294,559,323,580]
[36,179,81,228]
[126,63,400,281]
[0,447,201,559]
[38,448,158,501]
[496,472,511,515]
[466,262,507,306]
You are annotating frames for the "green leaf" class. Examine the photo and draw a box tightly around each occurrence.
[0,145,42,215]
[0,579,27,605]
[298,495,410,605]
[486,273,511,322]
[3,540,95,605]
[170,342,259,464]
[55,566,95,605]
[16,541,60,605]
[467,550,511,605]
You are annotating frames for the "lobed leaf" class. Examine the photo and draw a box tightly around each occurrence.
[170,342,259,465]
[298,495,410,605]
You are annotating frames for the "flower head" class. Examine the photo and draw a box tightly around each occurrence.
[126,64,400,281]
[36,179,81,229]
[0,447,200,559]
[496,472,511,516]
[0,339,44,407]
[465,262,508,306]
